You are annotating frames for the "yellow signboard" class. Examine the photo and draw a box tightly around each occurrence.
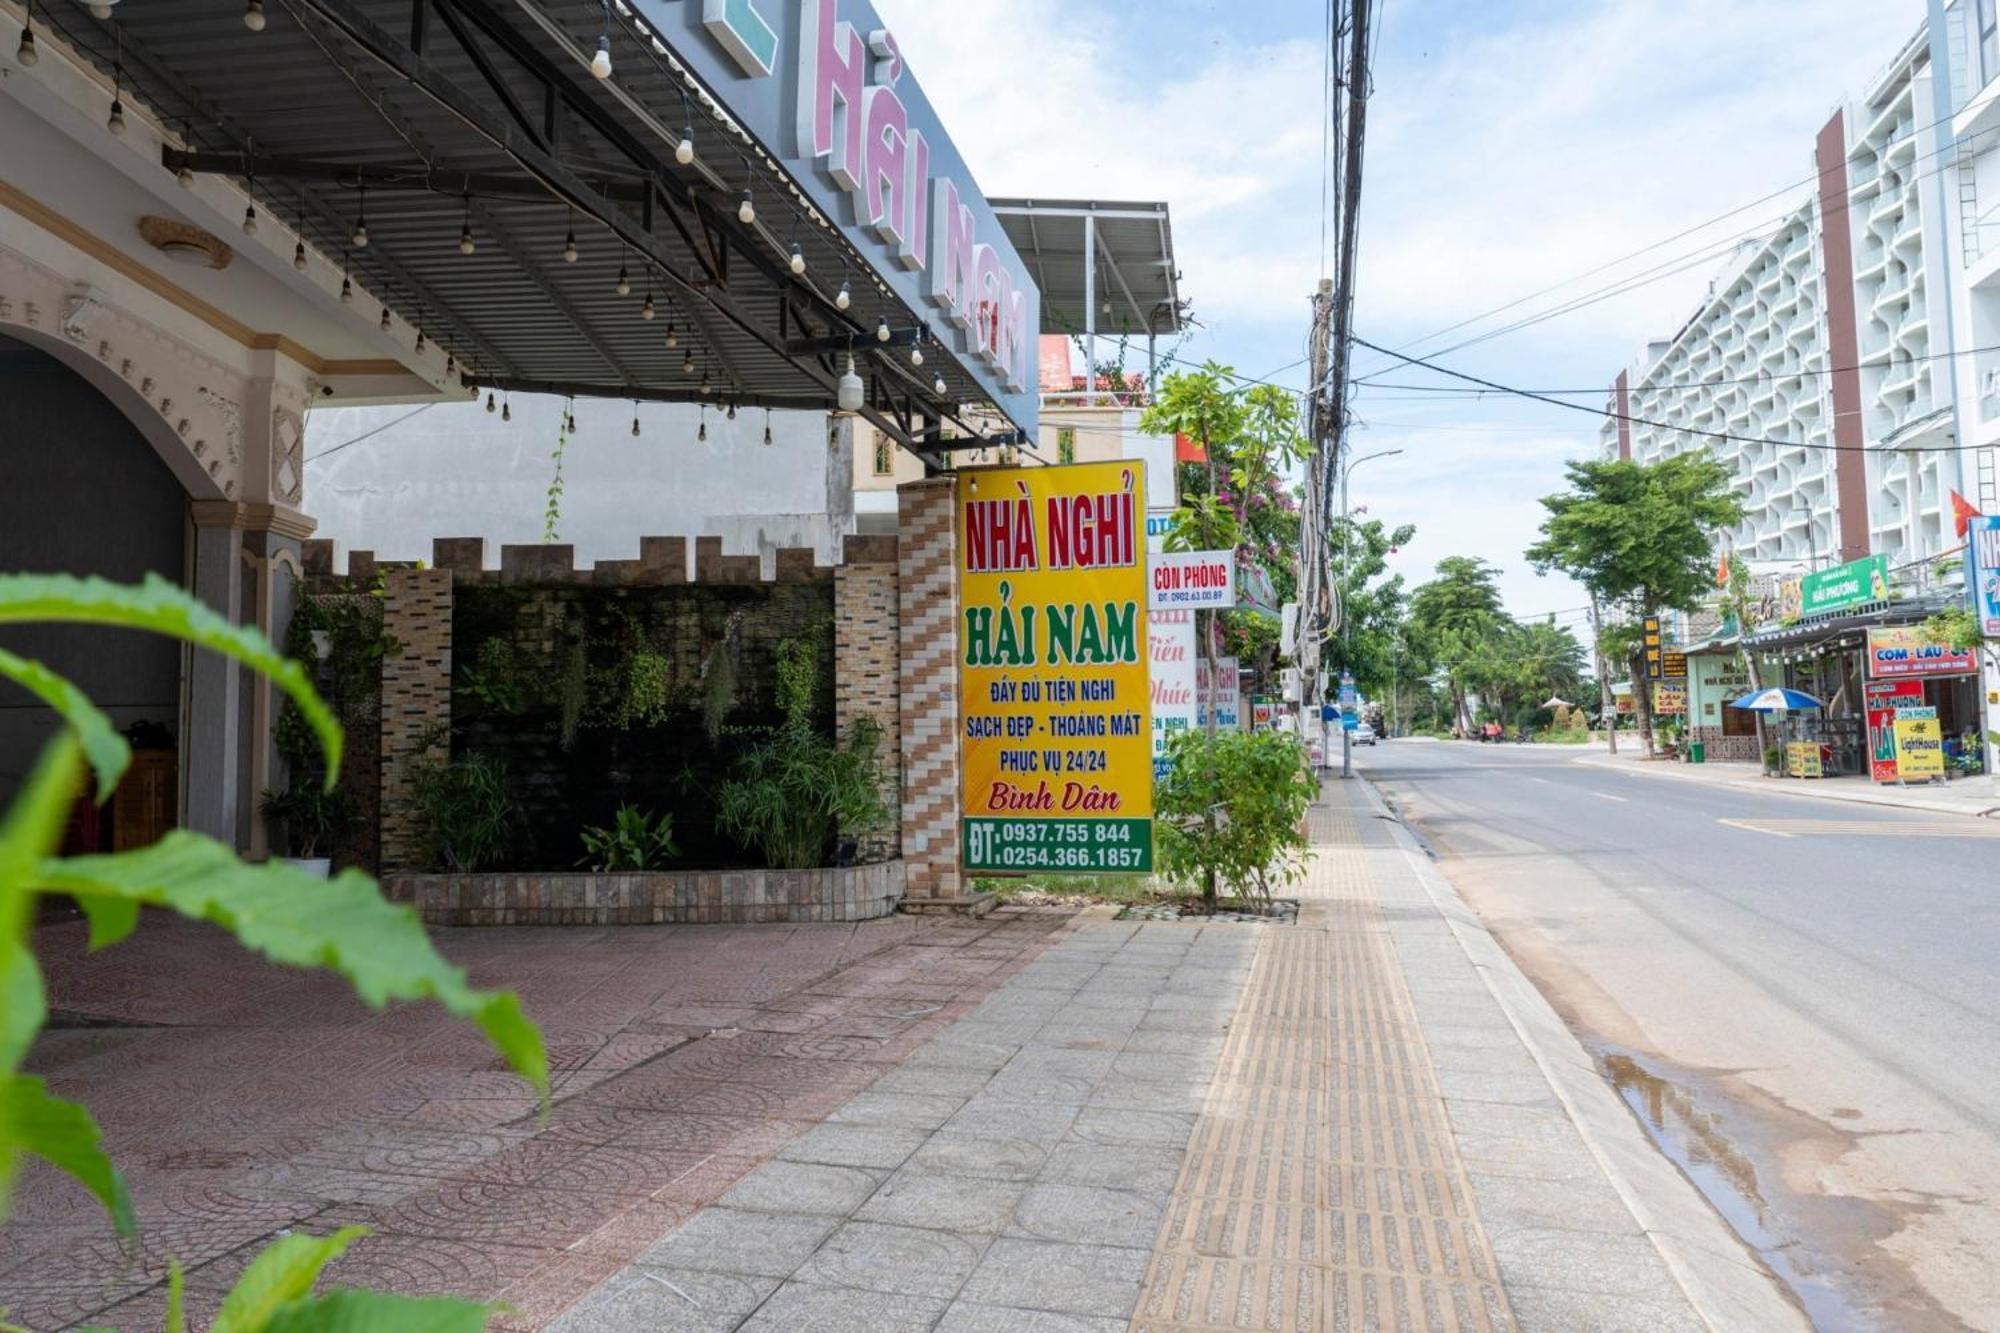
[958,461,1153,872]
[1893,715,1945,781]
[1785,741,1823,779]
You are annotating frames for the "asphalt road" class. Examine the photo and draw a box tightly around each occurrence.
[1360,739,2000,1332]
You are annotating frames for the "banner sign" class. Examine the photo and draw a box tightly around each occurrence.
[1866,626,1978,679]
[1198,657,1241,730]
[1893,713,1945,781]
[1969,515,2000,638]
[1798,555,1891,618]
[655,0,1041,434]
[1652,680,1687,715]
[1643,616,1664,679]
[1147,550,1236,610]
[1149,610,1197,783]
[1865,680,1924,783]
[959,462,1151,873]
[1786,741,1823,778]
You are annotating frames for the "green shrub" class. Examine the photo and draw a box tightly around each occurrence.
[260,782,360,860]
[412,750,513,872]
[1155,728,1318,907]
[579,804,680,872]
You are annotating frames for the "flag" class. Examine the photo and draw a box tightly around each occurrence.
[1951,489,1983,540]
[1175,432,1208,464]
[1716,550,1731,589]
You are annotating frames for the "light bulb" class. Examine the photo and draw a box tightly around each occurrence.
[241,205,258,236]
[910,345,924,367]
[379,307,392,333]
[631,415,641,437]
[763,422,773,446]
[243,0,265,31]
[566,413,576,433]
[16,26,37,65]
[698,420,707,442]
[502,400,511,422]
[676,130,695,166]
[641,295,655,320]
[789,244,806,275]
[589,35,612,79]
[88,1,112,17]
[445,353,455,375]
[737,191,755,225]
[615,266,630,296]
[176,164,195,188]
[459,224,475,256]
[563,232,578,263]
[292,241,307,272]
[727,402,737,421]
[875,319,891,343]
[351,221,369,248]
[934,375,947,395]
[835,283,851,311]
[107,99,126,135]
[682,352,696,375]
[665,325,679,349]
[339,276,352,305]
[836,354,864,413]
[486,393,496,414]
[414,330,425,353]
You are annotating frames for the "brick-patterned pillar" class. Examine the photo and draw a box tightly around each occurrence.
[835,534,902,864]
[378,568,453,871]
[897,478,962,899]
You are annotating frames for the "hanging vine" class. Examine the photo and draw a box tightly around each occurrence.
[544,396,573,542]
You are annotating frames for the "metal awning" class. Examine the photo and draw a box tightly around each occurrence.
[28,0,1028,462]
[990,199,1183,342]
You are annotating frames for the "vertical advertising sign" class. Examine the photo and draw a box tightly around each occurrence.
[1149,610,1197,782]
[1969,514,2000,638]
[1198,657,1241,730]
[1865,680,1923,783]
[959,462,1153,873]
[1892,708,1945,781]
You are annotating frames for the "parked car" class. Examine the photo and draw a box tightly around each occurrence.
[1352,722,1377,746]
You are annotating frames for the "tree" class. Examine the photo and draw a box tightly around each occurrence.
[1322,515,1417,698]
[1406,556,1506,735]
[1527,454,1746,755]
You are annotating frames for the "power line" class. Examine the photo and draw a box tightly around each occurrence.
[1351,335,1991,455]
[305,403,437,461]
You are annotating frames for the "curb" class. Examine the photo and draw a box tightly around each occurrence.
[1353,776,1811,1333]
[1569,755,2000,819]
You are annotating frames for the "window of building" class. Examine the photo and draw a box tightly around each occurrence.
[1983,0,1999,87]
[873,438,893,477]
[1057,427,1077,464]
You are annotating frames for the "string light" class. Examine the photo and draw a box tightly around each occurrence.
[16,1,37,66]
[676,125,695,166]
[682,351,696,376]
[835,273,851,311]
[339,255,352,305]
[486,392,496,414]
[350,180,368,248]
[763,408,773,446]
[737,162,756,225]
[414,327,425,353]
[727,401,737,421]
[562,208,578,263]
[243,0,265,30]
[379,304,392,333]
[640,271,655,320]
[566,408,577,433]
[910,342,924,368]
[789,242,806,275]
[458,194,475,255]
[590,33,612,79]
[699,373,711,396]
[106,67,125,135]
[664,323,679,350]
[631,402,641,437]
[698,404,707,442]
[875,318,891,343]
[242,202,258,236]
[615,252,631,296]
[502,396,512,422]
[933,374,947,395]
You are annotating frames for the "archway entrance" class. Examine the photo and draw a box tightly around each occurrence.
[0,333,187,851]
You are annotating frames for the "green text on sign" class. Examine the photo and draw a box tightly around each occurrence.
[963,818,1153,873]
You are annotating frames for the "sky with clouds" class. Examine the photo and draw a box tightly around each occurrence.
[875,0,1930,636]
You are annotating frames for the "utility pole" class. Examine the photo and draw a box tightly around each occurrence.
[1302,279,1336,768]
[1589,595,1617,756]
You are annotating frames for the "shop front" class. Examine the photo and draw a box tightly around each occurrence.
[1685,650,1758,762]
[1863,627,1984,780]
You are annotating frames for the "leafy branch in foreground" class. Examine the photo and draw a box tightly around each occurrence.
[0,575,546,1330]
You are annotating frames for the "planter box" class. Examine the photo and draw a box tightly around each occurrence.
[383,861,905,927]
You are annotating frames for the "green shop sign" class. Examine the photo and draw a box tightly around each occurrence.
[1791,555,1891,618]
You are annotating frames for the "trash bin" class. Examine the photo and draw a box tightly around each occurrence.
[1689,741,1706,764]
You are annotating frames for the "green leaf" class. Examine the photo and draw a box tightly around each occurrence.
[39,836,548,1102]
[166,1260,186,1333]
[0,648,130,803]
[0,739,80,1076]
[0,574,341,788]
[263,1290,495,1333]
[213,1228,368,1333]
[0,1075,134,1240]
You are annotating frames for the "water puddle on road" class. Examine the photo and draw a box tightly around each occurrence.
[1593,1044,1961,1331]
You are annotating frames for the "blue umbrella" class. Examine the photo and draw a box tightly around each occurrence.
[1727,687,1825,712]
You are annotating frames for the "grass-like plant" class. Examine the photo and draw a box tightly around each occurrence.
[0,573,547,1331]
[578,804,680,872]
[411,749,514,873]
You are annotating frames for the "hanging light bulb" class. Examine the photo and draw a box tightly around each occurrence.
[458,196,476,255]
[676,126,695,166]
[875,319,891,343]
[835,279,851,311]
[910,344,924,368]
[789,243,806,275]
[502,397,512,422]
[682,351,696,376]
[631,412,641,438]
[727,401,737,421]
[339,273,352,305]
[243,0,266,30]
[445,352,456,376]
[562,210,578,263]
[379,305,392,333]
[763,410,773,446]
[698,411,708,443]
[699,374,712,396]
[641,293,656,321]
[292,239,307,272]
[590,33,612,80]
[176,163,195,189]
[486,392,496,414]
[16,7,37,67]
[737,189,755,225]
[836,353,864,413]
[933,374,947,396]
[242,203,258,236]
[414,328,426,353]
[664,324,679,350]
[107,94,126,136]
[89,1,113,18]
[615,262,630,297]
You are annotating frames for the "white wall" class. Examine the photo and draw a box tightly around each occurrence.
[304,395,853,574]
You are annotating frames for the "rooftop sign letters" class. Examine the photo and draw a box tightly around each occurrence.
[657,0,1040,432]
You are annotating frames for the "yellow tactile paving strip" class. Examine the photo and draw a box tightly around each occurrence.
[1130,793,1519,1332]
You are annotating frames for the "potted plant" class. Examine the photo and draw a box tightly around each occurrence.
[261,781,358,878]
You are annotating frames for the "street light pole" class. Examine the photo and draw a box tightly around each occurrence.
[1337,447,1403,778]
